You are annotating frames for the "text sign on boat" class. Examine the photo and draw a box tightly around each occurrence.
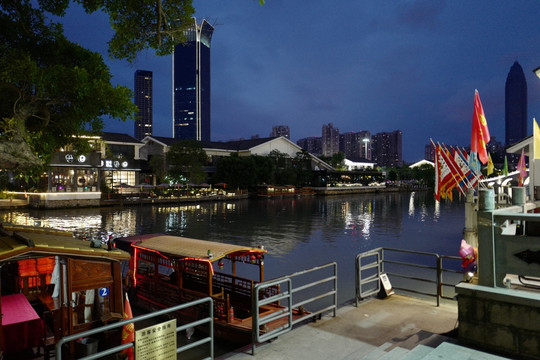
[135,319,177,359]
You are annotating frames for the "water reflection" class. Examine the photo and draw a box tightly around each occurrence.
[0,191,464,303]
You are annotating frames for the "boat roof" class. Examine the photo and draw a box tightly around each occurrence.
[120,234,266,262]
[0,224,130,262]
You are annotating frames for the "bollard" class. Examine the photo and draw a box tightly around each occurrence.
[478,188,494,210]
[512,186,526,205]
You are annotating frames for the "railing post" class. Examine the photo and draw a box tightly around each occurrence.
[436,255,442,307]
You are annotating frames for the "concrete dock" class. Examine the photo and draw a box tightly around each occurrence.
[219,295,509,360]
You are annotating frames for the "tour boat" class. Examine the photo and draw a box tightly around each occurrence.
[115,233,301,344]
[0,223,129,358]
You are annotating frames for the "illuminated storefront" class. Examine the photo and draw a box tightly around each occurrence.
[48,152,101,192]
[100,158,140,189]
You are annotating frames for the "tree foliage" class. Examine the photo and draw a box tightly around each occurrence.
[0,0,195,171]
[215,150,315,190]
[167,140,208,185]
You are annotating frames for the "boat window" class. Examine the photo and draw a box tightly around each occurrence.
[137,259,155,277]
[71,288,110,325]
[158,264,175,282]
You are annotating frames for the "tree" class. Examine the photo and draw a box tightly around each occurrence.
[293,150,312,186]
[0,0,195,171]
[167,140,208,185]
[215,154,258,190]
[148,154,166,185]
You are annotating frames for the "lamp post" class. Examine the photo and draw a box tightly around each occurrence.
[362,138,370,160]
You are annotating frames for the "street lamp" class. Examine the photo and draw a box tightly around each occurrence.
[534,66,540,79]
[362,138,370,159]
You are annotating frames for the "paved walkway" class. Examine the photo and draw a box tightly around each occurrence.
[218,295,508,360]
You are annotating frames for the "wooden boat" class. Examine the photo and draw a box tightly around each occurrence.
[115,234,302,344]
[0,224,129,358]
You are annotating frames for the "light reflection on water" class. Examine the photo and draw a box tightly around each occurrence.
[0,191,464,303]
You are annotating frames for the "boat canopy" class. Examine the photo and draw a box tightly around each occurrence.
[123,234,266,262]
[0,224,129,262]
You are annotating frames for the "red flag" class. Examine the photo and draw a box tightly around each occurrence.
[121,293,135,360]
[470,90,490,164]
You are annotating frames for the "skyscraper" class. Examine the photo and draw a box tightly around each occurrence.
[134,70,153,140]
[339,131,371,161]
[270,125,290,139]
[322,123,340,157]
[505,61,527,146]
[372,130,403,167]
[173,18,214,141]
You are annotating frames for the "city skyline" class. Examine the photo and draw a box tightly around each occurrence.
[56,2,540,162]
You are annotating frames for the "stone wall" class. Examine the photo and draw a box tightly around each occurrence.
[27,193,101,209]
[457,282,540,359]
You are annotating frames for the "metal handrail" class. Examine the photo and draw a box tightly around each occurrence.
[356,247,462,306]
[56,297,214,360]
[251,262,338,355]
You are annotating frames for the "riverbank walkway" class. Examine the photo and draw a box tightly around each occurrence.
[219,294,509,360]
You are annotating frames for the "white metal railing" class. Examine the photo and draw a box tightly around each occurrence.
[250,262,338,355]
[356,248,462,306]
[56,297,214,360]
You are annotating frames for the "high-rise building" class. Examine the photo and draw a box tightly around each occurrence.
[297,137,322,156]
[505,61,527,146]
[134,70,153,140]
[372,130,403,167]
[339,131,371,161]
[270,125,290,139]
[173,18,214,141]
[322,123,340,157]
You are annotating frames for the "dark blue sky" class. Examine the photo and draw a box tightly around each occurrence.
[59,1,540,162]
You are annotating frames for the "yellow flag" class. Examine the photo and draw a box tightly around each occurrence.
[487,153,494,175]
[534,118,540,159]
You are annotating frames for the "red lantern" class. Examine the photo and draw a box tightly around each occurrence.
[218,261,224,270]
[250,255,256,263]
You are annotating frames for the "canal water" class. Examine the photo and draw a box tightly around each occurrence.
[0,190,465,305]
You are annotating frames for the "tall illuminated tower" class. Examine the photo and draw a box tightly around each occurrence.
[173,18,214,141]
[134,70,153,140]
[505,61,528,146]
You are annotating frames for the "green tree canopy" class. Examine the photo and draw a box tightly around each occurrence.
[167,140,208,185]
[0,0,195,171]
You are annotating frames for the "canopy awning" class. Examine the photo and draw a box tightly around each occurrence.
[0,224,129,262]
[125,234,266,262]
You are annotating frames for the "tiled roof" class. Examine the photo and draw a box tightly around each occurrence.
[201,137,279,151]
[144,136,280,151]
[101,132,143,144]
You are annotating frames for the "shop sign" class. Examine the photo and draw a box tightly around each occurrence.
[50,152,101,167]
[101,159,130,169]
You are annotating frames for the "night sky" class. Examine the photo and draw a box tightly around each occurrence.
[58,1,540,162]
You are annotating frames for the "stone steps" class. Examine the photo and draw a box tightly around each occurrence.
[359,341,510,360]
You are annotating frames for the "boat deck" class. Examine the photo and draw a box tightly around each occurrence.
[219,294,510,360]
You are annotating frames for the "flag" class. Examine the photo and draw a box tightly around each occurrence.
[468,151,482,177]
[470,90,490,164]
[517,149,527,187]
[503,156,508,176]
[453,147,479,189]
[534,118,540,159]
[434,143,440,201]
[435,144,455,201]
[435,144,465,201]
[121,293,135,360]
[487,153,494,175]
